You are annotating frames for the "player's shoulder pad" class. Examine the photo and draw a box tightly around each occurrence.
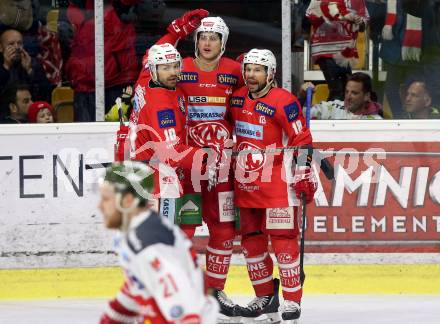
[272,87,298,100]
[126,211,175,254]
[220,57,241,76]
[231,85,248,97]
[221,57,241,68]
[182,56,193,68]
[229,86,248,107]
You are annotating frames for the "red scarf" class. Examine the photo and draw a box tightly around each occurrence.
[307,0,369,67]
[382,0,422,62]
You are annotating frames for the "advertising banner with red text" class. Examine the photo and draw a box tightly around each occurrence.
[308,127,440,253]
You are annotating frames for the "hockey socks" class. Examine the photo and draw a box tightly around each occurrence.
[205,237,233,290]
[180,224,197,239]
[271,236,302,302]
[242,233,274,296]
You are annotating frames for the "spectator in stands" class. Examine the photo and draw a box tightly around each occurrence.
[401,0,440,112]
[306,0,369,101]
[27,100,55,123]
[58,0,139,122]
[0,83,33,123]
[104,85,133,122]
[379,0,423,118]
[0,28,52,101]
[304,72,383,119]
[403,80,440,119]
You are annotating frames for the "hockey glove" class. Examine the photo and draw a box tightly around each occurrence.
[167,9,209,39]
[292,166,317,204]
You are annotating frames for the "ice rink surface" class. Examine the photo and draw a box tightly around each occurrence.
[1,295,439,324]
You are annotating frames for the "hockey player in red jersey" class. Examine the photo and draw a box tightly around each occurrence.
[98,161,218,324]
[129,43,208,226]
[138,10,245,320]
[229,49,317,322]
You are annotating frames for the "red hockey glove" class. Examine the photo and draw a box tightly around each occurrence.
[167,9,209,39]
[114,124,129,162]
[291,166,317,204]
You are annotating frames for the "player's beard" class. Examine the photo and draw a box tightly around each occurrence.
[248,80,267,94]
[159,76,177,89]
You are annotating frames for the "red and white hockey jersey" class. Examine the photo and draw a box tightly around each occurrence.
[102,210,218,324]
[178,57,243,149]
[129,68,202,198]
[230,86,313,208]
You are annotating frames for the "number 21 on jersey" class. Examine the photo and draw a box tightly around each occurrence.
[159,273,179,298]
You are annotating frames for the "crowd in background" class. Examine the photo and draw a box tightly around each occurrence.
[0,0,439,124]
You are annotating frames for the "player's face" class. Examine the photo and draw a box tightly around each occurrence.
[244,64,268,94]
[404,82,430,113]
[157,62,180,89]
[344,81,370,113]
[197,32,222,61]
[98,182,122,229]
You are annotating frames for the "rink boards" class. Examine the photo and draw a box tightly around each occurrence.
[1,121,440,299]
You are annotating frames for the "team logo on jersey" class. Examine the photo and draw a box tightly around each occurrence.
[230,96,244,108]
[189,122,230,147]
[235,121,263,140]
[178,96,185,114]
[284,102,300,122]
[254,102,276,117]
[188,96,226,104]
[157,109,176,128]
[236,141,265,171]
[188,105,226,121]
[217,73,238,86]
[170,305,184,319]
[178,72,198,83]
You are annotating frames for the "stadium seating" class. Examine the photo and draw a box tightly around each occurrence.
[51,86,74,122]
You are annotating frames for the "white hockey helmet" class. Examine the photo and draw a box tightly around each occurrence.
[147,43,182,84]
[242,48,277,84]
[194,16,229,58]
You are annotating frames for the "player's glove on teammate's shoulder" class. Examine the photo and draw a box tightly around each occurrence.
[167,9,209,39]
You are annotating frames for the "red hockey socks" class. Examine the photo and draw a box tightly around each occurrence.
[205,237,234,291]
[180,224,197,239]
[242,233,274,296]
[271,236,302,302]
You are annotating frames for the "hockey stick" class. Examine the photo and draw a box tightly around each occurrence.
[299,87,313,286]
[299,87,314,286]
[299,192,307,285]
[86,146,334,179]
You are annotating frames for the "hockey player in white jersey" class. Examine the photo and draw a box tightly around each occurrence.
[98,161,218,324]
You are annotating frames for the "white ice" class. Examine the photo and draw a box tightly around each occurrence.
[1,295,439,324]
